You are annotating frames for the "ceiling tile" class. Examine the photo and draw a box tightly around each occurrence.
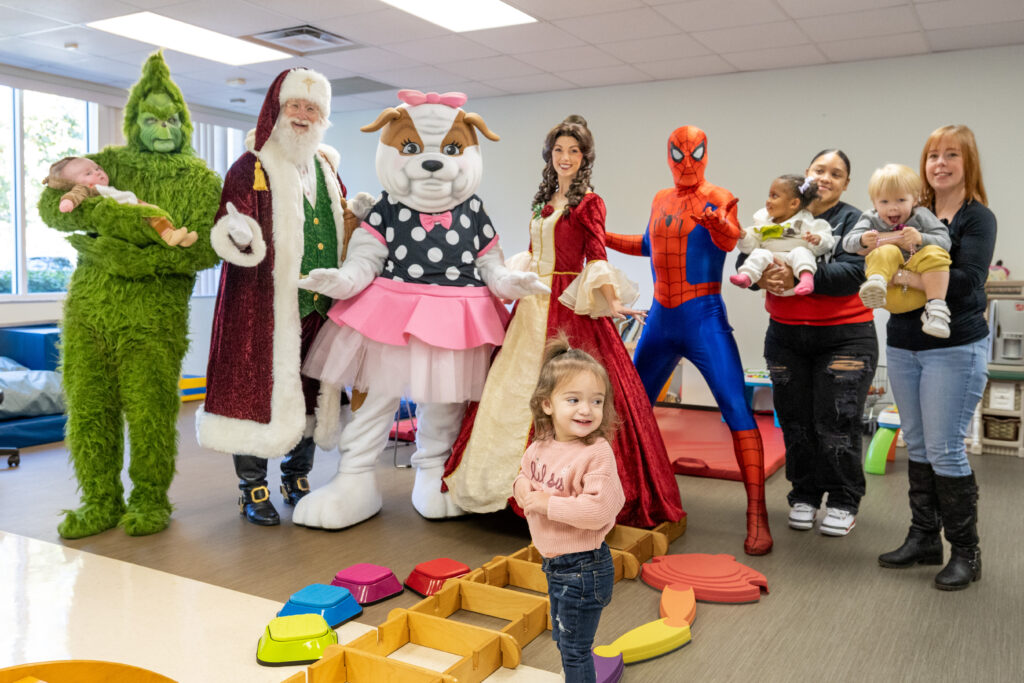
[461,22,586,54]
[797,6,921,41]
[775,0,909,20]
[552,7,683,43]
[819,30,930,61]
[516,45,624,71]
[925,20,1024,51]
[386,35,499,63]
[693,20,810,53]
[330,94,385,112]
[442,55,541,81]
[602,33,710,62]
[239,56,354,79]
[0,37,90,67]
[501,0,646,22]
[317,8,449,46]
[430,81,508,99]
[310,46,422,73]
[242,0,381,23]
[653,0,789,32]
[0,7,69,38]
[560,64,653,88]
[363,64,464,89]
[0,0,139,25]
[721,43,827,71]
[916,0,1024,30]
[20,26,153,58]
[486,72,579,94]
[156,0,297,36]
[634,54,737,80]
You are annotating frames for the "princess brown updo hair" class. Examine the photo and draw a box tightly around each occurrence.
[529,331,616,445]
[533,114,595,213]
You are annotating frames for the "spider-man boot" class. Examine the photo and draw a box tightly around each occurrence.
[732,429,773,555]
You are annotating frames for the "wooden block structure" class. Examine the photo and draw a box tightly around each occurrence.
[294,522,681,682]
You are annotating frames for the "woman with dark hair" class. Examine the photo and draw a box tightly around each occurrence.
[444,115,684,528]
[878,125,995,590]
[751,150,878,537]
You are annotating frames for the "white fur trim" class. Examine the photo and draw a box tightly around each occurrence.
[210,212,267,267]
[313,383,342,450]
[195,405,303,458]
[280,69,331,119]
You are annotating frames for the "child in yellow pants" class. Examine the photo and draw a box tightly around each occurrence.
[842,164,952,338]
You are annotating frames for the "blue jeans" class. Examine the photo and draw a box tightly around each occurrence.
[541,543,615,683]
[886,338,989,477]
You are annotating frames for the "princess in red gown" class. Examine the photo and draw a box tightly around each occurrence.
[443,115,684,528]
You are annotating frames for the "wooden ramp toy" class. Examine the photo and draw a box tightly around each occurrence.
[605,525,669,565]
[642,554,769,603]
[0,660,175,683]
[406,579,549,649]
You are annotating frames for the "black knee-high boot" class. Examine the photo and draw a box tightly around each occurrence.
[234,454,279,526]
[280,437,315,506]
[878,460,943,568]
[933,472,981,591]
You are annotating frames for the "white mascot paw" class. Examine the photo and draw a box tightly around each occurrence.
[292,472,382,529]
[348,192,377,221]
[412,466,465,519]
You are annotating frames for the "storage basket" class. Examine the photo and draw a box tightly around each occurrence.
[983,416,1020,442]
[983,381,1022,411]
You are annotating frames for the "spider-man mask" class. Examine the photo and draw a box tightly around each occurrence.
[667,126,707,189]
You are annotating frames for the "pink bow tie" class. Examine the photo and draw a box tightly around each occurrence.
[420,211,453,231]
[397,89,467,109]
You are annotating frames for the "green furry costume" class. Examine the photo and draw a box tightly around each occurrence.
[37,53,222,538]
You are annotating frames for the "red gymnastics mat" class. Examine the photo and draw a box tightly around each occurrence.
[654,407,786,481]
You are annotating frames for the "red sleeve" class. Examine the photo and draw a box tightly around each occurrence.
[577,193,609,263]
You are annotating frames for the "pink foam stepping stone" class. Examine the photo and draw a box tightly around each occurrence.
[331,563,404,605]
[641,553,768,603]
[592,652,624,682]
[404,557,470,597]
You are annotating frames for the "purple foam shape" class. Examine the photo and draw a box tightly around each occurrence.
[331,563,403,605]
[593,652,624,683]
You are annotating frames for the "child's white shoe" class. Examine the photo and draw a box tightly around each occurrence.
[921,299,951,338]
[858,274,887,309]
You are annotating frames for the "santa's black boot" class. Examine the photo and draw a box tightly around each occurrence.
[933,472,981,591]
[280,437,315,506]
[234,454,279,526]
[878,460,943,568]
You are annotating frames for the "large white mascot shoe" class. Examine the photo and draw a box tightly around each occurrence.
[293,471,382,529]
[412,465,465,519]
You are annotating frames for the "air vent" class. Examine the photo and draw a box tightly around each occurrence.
[247,25,357,55]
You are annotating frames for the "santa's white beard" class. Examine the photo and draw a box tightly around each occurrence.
[269,115,327,165]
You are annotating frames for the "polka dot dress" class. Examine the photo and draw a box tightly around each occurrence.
[364,191,497,287]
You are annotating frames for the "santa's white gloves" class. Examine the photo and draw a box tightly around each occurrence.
[347,192,377,221]
[298,228,387,300]
[223,201,258,248]
[477,248,551,300]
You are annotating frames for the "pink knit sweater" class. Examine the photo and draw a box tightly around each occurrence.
[512,437,625,558]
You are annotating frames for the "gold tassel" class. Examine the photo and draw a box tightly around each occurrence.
[253,160,268,191]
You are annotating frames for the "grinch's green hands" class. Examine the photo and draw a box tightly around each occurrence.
[68,233,206,280]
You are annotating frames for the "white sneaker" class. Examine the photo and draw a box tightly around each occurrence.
[858,274,887,309]
[788,502,818,530]
[820,508,856,536]
[921,299,951,338]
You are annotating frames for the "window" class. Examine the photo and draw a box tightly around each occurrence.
[0,86,95,297]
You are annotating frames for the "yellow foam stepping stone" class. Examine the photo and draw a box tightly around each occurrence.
[593,617,691,664]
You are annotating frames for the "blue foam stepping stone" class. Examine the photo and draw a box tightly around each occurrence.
[278,583,362,628]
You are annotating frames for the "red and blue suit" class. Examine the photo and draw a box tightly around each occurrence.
[607,126,772,555]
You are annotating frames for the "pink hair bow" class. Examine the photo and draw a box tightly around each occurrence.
[397,89,467,108]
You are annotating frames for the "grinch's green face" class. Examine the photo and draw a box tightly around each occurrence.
[137,93,184,153]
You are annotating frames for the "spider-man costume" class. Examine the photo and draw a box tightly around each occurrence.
[606,126,772,555]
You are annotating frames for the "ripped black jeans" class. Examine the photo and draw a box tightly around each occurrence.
[765,321,877,513]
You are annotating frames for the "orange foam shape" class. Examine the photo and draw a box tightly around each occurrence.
[659,585,696,626]
[642,554,768,603]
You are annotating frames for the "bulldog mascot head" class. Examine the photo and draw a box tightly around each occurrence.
[292,90,548,530]
[360,90,499,213]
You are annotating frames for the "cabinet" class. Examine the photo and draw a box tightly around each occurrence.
[979,281,1024,457]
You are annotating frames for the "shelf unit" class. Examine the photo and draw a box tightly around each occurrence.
[979,281,1024,457]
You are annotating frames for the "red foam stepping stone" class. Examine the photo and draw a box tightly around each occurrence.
[404,557,470,597]
[642,554,768,603]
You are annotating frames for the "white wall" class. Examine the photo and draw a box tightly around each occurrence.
[324,44,1022,405]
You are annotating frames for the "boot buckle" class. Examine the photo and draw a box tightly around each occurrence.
[249,485,270,503]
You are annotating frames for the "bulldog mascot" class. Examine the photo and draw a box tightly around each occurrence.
[295,90,549,529]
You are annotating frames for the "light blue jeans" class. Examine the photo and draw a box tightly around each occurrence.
[886,338,989,477]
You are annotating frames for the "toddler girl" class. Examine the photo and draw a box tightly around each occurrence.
[512,334,625,683]
[731,174,835,295]
[842,163,952,338]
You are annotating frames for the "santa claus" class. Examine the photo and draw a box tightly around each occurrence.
[197,68,365,526]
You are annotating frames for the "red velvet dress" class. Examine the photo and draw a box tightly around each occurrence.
[443,193,684,527]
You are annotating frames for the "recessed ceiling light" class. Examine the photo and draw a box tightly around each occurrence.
[379,0,536,32]
[87,12,291,65]
[226,78,247,87]
[63,42,79,51]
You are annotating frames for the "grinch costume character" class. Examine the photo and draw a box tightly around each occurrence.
[196,68,359,526]
[37,52,222,538]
